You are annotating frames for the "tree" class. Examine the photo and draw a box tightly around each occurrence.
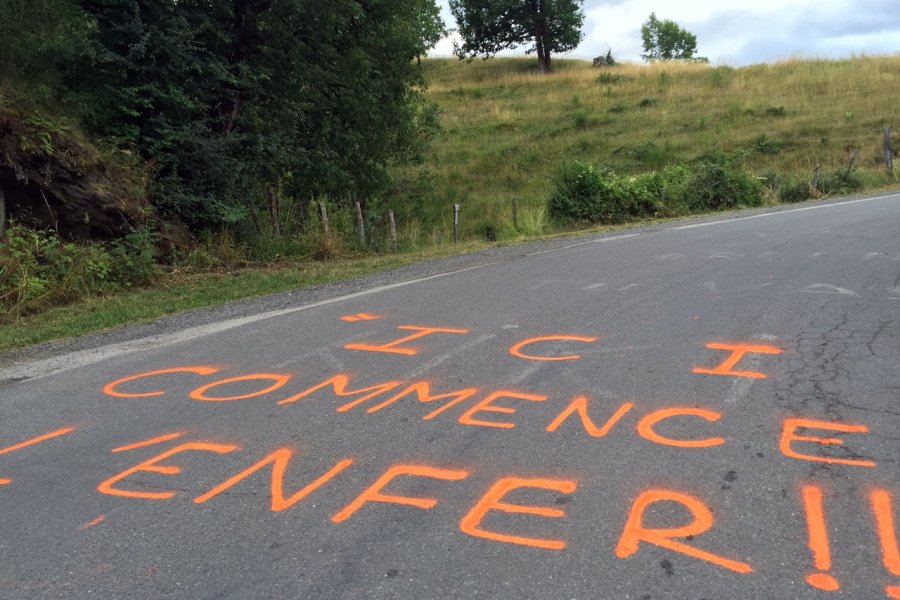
[67,0,439,231]
[415,0,446,64]
[449,0,585,74]
[641,13,698,61]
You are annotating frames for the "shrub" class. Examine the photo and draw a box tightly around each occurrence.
[548,161,647,225]
[778,175,811,203]
[683,152,764,211]
[753,133,784,154]
[0,224,158,320]
[820,169,864,195]
[632,164,691,215]
[596,71,630,85]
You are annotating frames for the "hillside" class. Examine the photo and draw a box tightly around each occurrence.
[422,56,900,233]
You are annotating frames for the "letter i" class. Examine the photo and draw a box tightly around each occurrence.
[871,489,900,599]
[801,485,840,591]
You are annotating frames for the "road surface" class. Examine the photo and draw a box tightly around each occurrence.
[1,194,899,599]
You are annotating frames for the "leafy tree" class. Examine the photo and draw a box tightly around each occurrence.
[68,0,439,231]
[641,13,698,62]
[449,0,585,73]
[415,0,447,64]
[0,0,92,86]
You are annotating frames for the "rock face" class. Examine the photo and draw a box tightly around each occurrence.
[0,111,149,240]
[592,56,609,68]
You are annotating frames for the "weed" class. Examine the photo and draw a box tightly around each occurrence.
[753,133,785,154]
[596,71,630,85]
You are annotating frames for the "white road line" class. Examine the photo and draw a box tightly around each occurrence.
[0,265,485,383]
[404,334,495,380]
[724,334,778,405]
[671,193,900,231]
[4,193,897,383]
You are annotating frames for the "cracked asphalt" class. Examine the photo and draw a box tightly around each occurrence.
[1,193,898,599]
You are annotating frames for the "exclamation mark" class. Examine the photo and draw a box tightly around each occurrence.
[802,485,840,591]
[870,489,900,599]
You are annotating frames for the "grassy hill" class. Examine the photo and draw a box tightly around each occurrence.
[421,56,900,236]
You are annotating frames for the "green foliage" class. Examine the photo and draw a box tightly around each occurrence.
[0,224,157,320]
[706,66,734,88]
[641,13,699,61]
[684,152,764,211]
[547,161,649,225]
[415,0,447,58]
[820,166,864,195]
[450,0,585,72]
[753,133,785,154]
[604,49,617,66]
[596,71,630,85]
[548,154,764,224]
[3,0,441,236]
[778,175,811,203]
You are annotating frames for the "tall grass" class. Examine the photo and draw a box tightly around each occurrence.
[422,56,900,237]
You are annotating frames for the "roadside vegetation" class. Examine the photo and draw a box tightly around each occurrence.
[423,56,898,231]
[2,16,899,350]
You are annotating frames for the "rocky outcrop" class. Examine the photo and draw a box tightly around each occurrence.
[0,110,150,240]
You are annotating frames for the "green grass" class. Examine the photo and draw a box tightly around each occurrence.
[5,55,900,351]
[0,245,487,351]
[422,56,900,234]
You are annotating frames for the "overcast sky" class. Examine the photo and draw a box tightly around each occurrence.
[432,0,900,66]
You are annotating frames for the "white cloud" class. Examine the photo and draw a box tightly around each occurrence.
[430,0,900,65]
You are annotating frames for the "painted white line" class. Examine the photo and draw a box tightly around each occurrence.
[404,334,495,380]
[800,283,861,297]
[671,193,900,231]
[5,193,897,383]
[724,334,778,405]
[524,232,640,256]
[0,265,485,383]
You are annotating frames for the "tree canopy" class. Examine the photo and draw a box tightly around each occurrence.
[449,0,585,73]
[2,0,444,232]
[641,13,699,62]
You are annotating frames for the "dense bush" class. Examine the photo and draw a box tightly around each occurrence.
[548,153,764,224]
[0,224,157,320]
[548,161,638,224]
[683,152,764,211]
[819,167,864,195]
[778,175,811,203]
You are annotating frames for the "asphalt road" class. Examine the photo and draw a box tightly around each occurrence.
[1,194,899,600]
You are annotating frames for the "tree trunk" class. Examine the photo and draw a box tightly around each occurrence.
[220,0,272,134]
[535,35,549,73]
[534,0,551,74]
[0,184,6,240]
[267,185,280,235]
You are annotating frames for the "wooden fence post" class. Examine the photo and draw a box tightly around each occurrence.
[355,201,365,245]
[812,164,822,192]
[453,204,460,243]
[388,210,398,251]
[319,202,330,238]
[884,127,894,171]
[511,197,518,230]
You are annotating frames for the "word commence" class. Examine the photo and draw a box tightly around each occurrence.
[103,367,879,468]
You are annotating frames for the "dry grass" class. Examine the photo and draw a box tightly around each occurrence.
[422,56,900,231]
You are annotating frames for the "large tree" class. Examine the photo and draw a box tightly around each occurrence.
[69,0,441,230]
[640,12,698,61]
[449,0,584,74]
